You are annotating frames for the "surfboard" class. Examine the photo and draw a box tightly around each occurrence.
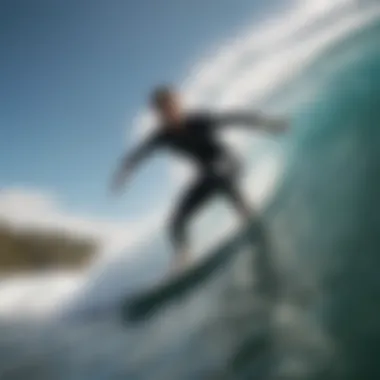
[122,220,265,322]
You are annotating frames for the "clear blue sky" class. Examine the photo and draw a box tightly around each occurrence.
[0,0,279,220]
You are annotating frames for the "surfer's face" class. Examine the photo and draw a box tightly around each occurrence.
[156,92,183,127]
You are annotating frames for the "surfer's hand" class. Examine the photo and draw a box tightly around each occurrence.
[109,180,122,197]
[109,170,129,196]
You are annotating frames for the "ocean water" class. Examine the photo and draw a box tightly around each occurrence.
[1,7,380,380]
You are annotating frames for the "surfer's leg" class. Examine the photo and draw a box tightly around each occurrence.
[221,178,277,293]
[169,176,216,273]
[221,178,252,222]
[222,177,267,244]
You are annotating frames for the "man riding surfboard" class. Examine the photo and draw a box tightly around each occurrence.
[110,85,288,275]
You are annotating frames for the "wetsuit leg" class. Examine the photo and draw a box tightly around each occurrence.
[170,175,218,253]
[220,175,276,295]
[219,174,252,221]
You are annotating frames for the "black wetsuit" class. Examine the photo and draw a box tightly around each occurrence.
[126,111,263,250]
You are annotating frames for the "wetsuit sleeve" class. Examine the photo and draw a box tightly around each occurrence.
[122,133,163,172]
[110,132,164,192]
[211,111,289,133]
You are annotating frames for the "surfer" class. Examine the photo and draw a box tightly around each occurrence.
[110,86,288,274]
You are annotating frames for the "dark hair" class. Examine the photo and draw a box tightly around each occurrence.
[150,85,174,109]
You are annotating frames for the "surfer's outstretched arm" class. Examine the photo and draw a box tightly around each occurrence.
[214,111,289,134]
[110,134,161,194]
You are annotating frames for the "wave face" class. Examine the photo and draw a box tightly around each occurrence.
[268,20,380,380]
[1,7,380,380]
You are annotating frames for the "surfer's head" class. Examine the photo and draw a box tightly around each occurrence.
[150,85,183,127]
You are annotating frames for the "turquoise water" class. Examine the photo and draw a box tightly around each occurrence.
[266,19,380,379]
[0,14,380,380]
